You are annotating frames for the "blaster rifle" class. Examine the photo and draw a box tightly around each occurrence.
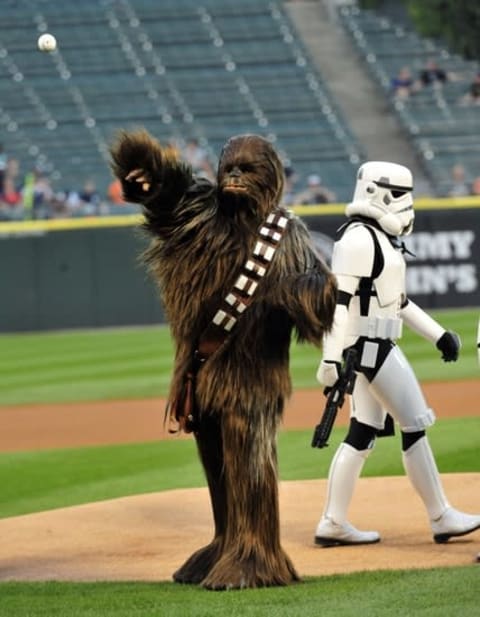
[311,348,358,449]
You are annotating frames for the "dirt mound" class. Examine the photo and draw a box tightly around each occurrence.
[1,474,479,582]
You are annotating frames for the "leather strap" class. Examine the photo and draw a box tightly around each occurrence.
[196,209,293,361]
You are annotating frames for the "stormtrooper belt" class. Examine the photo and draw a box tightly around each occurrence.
[348,316,403,340]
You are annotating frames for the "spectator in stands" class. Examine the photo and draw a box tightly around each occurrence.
[447,163,470,197]
[181,138,215,181]
[0,157,24,219]
[459,72,480,106]
[470,175,480,196]
[32,170,54,219]
[78,179,102,215]
[281,165,298,206]
[418,58,448,88]
[107,177,126,205]
[5,157,20,182]
[62,188,82,216]
[390,66,418,99]
[1,176,22,206]
[0,175,23,219]
[294,174,337,205]
[0,143,7,193]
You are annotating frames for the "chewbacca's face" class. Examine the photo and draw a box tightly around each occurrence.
[217,135,285,218]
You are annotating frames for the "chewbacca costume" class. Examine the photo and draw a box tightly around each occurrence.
[110,130,337,590]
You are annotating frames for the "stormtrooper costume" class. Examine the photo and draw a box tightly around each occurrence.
[315,161,480,546]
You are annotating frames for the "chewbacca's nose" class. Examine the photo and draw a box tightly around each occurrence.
[229,166,241,178]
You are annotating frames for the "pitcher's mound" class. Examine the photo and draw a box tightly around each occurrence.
[1,474,479,582]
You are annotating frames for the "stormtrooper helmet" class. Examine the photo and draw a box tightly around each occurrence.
[346,161,414,236]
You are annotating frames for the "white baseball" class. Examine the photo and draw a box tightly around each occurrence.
[38,33,57,52]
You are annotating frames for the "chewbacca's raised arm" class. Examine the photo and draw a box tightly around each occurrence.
[109,129,193,233]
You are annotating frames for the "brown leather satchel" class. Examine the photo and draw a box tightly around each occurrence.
[167,209,292,434]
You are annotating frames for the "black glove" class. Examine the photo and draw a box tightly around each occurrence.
[436,331,460,362]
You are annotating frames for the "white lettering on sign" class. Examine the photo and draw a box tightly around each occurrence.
[406,264,477,295]
[404,230,475,260]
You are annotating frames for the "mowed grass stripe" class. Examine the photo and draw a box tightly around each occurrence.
[0,375,172,406]
[0,567,478,617]
[1,329,174,404]
[1,356,170,386]
[0,309,478,405]
[0,343,173,373]
[0,329,172,363]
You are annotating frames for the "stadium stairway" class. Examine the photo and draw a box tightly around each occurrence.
[285,0,434,195]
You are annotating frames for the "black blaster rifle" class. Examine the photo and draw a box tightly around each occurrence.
[311,348,358,449]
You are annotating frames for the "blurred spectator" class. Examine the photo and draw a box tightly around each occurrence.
[181,138,215,181]
[0,157,23,219]
[63,188,82,216]
[281,165,298,206]
[48,190,72,218]
[418,58,448,88]
[5,157,20,181]
[294,174,337,205]
[0,175,23,219]
[390,66,418,99]
[0,143,7,191]
[459,72,480,106]
[21,169,35,218]
[78,179,101,215]
[1,176,22,206]
[107,177,125,205]
[447,164,470,197]
[470,175,480,196]
[32,170,54,219]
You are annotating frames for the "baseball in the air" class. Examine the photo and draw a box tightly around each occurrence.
[38,33,57,52]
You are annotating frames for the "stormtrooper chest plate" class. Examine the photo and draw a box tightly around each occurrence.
[373,230,406,307]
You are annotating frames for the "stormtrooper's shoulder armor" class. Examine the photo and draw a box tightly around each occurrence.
[332,222,378,277]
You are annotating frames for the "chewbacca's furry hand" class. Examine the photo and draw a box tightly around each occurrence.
[126,168,151,192]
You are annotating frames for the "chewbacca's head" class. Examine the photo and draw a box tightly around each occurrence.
[217,134,285,219]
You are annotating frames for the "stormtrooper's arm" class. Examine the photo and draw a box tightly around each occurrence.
[400,298,461,361]
[317,273,359,386]
[400,298,444,342]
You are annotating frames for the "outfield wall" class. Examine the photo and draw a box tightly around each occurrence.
[1,198,479,332]
[0,224,164,332]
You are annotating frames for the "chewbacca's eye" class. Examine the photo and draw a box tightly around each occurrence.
[240,164,254,173]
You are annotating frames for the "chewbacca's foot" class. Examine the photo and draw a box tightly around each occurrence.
[173,539,223,585]
[201,548,300,590]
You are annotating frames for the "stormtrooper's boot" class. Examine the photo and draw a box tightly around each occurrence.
[402,436,480,543]
[314,442,380,546]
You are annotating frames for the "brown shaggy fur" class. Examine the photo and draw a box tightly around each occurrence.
[110,129,337,590]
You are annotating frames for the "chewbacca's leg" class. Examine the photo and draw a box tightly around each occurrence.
[173,413,226,584]
[201,407,299,590]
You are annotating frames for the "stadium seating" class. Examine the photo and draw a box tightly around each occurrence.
[338,4,480,196]
[0,0,364,214]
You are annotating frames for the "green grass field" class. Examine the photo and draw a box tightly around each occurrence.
[1,308,478,405]
[1,417,478,519]
[0,308,478,615]
[1,568,478,617]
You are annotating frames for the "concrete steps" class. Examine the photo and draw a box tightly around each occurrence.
[285,0,433,195]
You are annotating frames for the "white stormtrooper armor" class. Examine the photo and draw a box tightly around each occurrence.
[314,161,480,547]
